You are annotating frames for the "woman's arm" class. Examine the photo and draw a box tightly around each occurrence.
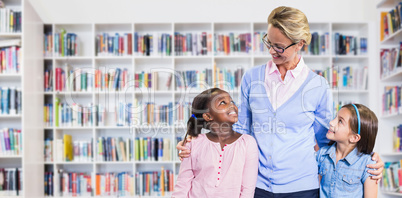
[364,177,378,198]
[240,137,259,198]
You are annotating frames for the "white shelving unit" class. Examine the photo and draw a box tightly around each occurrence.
[0,0,44,197]
[377,0,402,197]
[42,21,374,197]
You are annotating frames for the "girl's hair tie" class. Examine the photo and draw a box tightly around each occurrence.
[351,104,361,135]
[191,114,197,119]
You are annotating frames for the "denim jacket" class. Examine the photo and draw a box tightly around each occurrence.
[316,143,375,198]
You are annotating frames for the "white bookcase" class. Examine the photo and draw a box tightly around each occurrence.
[42,21,374,197]
[377,0,402,197]
[0,0,44,197]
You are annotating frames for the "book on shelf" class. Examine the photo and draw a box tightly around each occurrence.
[44,138,53,162]
[300,32,329,55]
[214,32,251,55]
[58,169,92,197]
[1,87,22,115]
[134,32,172,56]
[58,134,92,162]
[54,28,78,57]
[0,168,22,196]
[0,45,21,74]
[95,33,133,56]
[253,31,268,55]
[44,33,53,57]
[333,33,367,55]
[382,85,402,116]
[381,3,402,41]
[44,103,53,127]
[96,172,134,196]
[0,128,21,156]
[96,67,133,92]
[44,172,53,196]
[96,137,132,162]
[132,100,173,126]
[135,167,173,196]
[134,71,164,91]
[173,136,183,162]
[381,161,402,193]
[333,100,356,117]
[313,66,368,90]
[213,64,244,90]
[134,137,171,162]
[380,44,402,79]
[54,100,96,127]
[0,8,21,33]
[174,32,212,56]
[393,124,402,152]
[44,69,53,92]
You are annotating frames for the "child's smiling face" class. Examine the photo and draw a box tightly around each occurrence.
[326,107,356,143]
[207,91,238,125]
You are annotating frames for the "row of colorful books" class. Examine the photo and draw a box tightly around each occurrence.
[134,33,172,56]
[97,137,131,162]
[174,32,211,56]
[0,46,20,74]
[44,172,53,196]
[176,102,192,125]
[381,161,402,193]
[132,101,174,126]
[0,9,21,33]
[0,168,22,196]
[135,137,171,162]
[135,168,174,196]
[380,44,402,79]
[300,32,330,55]
[213,66,244,90]
[380,3,402,41]
[56,134,92,162]
[333,33,367,55]
[382,85,402,116]
[44,69,53,92]
[253,32,268,55]
[54,29,78,57]
[58,170,92,197]
[44,138,53,162]
[314,66,368,90]
[393,124,402,152]
[333,100,355,117]
[95,33,133,56]
[1,87,22,115]
[44,33,53,57]
[214,33,252,55]
[54,68,93,92]
[0,128,21,156]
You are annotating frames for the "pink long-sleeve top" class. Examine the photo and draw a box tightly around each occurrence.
[172,133,259,198]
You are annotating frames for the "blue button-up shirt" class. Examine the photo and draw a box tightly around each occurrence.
[317,143,375,198]
[233,64,333,193]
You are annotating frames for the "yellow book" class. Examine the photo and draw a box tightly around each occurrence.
[388,13,394,35]
[381,12,388,41]
[63,134,73,161]
[120,140,127,161]
[161,166,165,196]
[144,72,148,88]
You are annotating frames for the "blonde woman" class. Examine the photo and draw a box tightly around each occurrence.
[177,6,384,198]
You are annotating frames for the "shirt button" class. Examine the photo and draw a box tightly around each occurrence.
[225,144,227,146]
[271,170,273,173]
[222,149,224,151]
[218,178,219,180]
[219,167,221,169]
[219,160,221,163]
[220,155,222,157]
[218,172,220,174]
[269,156,272,159]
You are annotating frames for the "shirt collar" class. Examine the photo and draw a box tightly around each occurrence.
[267,55,305,78]
[324,143,360,166]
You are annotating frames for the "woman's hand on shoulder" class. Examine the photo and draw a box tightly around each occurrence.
[176,136,194,161]
[367,152,384,184]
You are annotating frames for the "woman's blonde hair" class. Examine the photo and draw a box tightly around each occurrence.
[268,6,312,45]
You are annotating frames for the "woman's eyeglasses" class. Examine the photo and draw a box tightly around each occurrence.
[262,33,297,53]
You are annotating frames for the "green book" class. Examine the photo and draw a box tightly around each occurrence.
[60,28,66,57]
[8,129,14,154]
[135,138,139,161]
[143,138,148,161]
[139,137,144,161]
[82,72,86,91]
[55,98,60,127]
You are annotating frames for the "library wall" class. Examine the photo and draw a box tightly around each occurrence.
[31,0,377,24]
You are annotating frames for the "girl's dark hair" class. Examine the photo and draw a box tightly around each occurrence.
[186,88,223,137]
[329,103,378,154]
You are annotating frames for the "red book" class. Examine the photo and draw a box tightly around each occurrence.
[55,68,61,91]
[72,173,77,196]
[45,70,49,91]
[119,36,123,55]
[127,33,132,55]
[226,36,230,55]
[86,175,92,194]
[135,73,139,88]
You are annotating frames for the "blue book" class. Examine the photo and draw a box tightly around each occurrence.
[134,32,138,53]
[2,87,9,114]
[114,68,121,91]
[158,138,163,159]
[114,33,119,55]
[0,130,5,154]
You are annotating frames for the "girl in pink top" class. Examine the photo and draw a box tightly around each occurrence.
[172,88,259,198]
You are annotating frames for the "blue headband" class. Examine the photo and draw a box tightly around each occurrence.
[351,104,361,135]
[191,114,197,119]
